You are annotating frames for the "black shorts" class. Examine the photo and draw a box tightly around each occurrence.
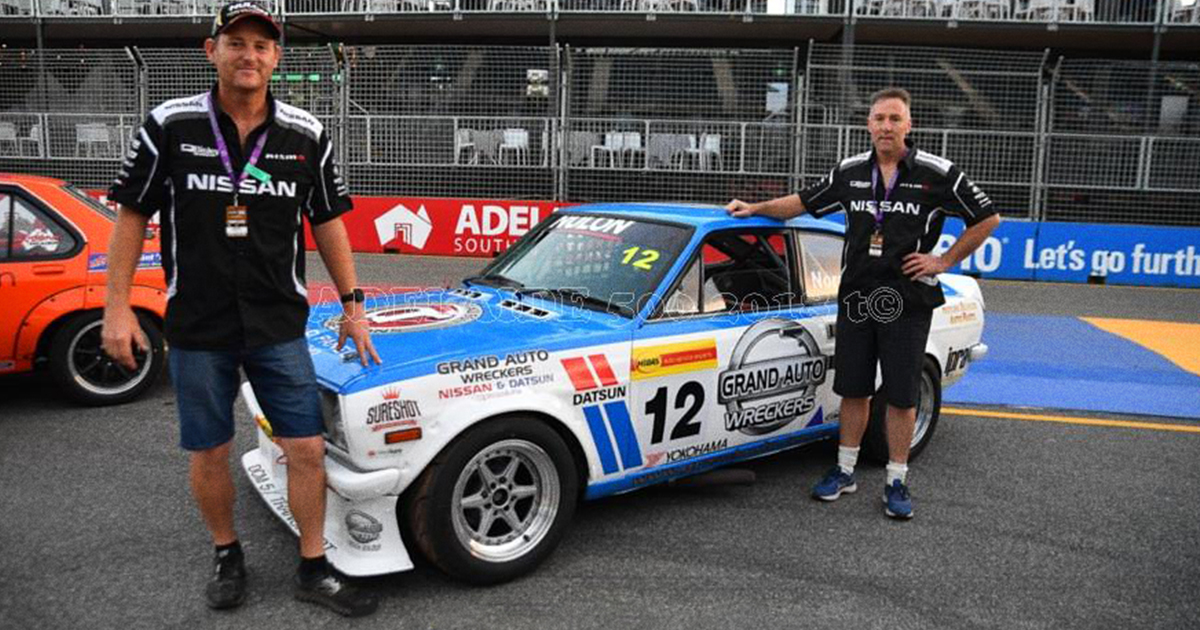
[833,305,932,409]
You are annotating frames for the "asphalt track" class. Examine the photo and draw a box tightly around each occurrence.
[1,253,1198,630]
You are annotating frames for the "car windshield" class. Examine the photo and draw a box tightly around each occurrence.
[62,184,117,221]
[474,213,692,317]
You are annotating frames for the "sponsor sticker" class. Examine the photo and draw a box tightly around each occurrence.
[942,301,980,326]
[644,438,728,468]
[718,319,829,435]
[366,387,422,427]
[631,340,718,381]
[345,510,383,551]
[330,302,482,334]
[87,251,163,272]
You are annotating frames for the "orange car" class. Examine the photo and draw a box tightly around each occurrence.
[0,173,167,405]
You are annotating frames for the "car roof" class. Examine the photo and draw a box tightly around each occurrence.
[0,172,67,188]
[558,202,845,235]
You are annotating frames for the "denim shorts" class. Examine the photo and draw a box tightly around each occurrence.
[168,337,323,451]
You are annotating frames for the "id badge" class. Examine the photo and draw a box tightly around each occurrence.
[868,228,884,258]
[225,204,248,238]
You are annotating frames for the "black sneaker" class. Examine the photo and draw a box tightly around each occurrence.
[294,569,379,617]
[205,547,247,610]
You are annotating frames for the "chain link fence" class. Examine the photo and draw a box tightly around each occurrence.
[803,43,1045,219]
[0,43,1197,226]
[562,47,799,203]
[343,46,556,199]
[1044,58,1200,225]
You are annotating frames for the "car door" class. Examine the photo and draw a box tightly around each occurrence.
[629,227,835,472]
[791,228,846,425]
[0,187,86,369]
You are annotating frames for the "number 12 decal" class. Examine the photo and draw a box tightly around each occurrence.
[645,381,704,444]
[621,246,660,271]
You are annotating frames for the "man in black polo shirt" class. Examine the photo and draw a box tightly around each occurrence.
[727,88,999,520]
[100,2,381,616]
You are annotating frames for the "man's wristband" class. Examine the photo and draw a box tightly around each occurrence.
[340,288,364,304]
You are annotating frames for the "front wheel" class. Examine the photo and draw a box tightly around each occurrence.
[404,416,579,584]
[48,311,165,406]
[862,356,942,464]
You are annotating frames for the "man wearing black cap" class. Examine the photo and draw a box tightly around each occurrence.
[102,1,381,617]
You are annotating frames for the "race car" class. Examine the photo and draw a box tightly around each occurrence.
[0,173,167,405]
[241,203,988,583]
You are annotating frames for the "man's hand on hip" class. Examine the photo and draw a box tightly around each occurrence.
[338,301,382,367]
[102,306,149,371]
[901,252,949,279]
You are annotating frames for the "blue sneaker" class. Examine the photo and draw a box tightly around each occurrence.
[883,479,914,519]
[812,467,857,501]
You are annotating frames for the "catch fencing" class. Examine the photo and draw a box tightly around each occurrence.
[0,43,1197,225]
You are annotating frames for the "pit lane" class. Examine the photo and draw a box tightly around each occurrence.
[1,254,1197,630]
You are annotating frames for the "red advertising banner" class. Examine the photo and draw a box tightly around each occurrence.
[88,190,572,258]
[305,197,574,257]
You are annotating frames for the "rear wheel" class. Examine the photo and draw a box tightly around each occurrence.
[405,416,579,584]
[48,311,165,406]
[862,356,942,463]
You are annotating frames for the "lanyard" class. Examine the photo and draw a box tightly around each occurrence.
[206,93,269,203]
[870,162,900,227]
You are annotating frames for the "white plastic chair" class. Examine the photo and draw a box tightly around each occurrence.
[454,127,477,165]
[20,123,43,158]
[498,128,529,165]
[0,122,17,156]
[621,131,644,168]
[591,131,625,168]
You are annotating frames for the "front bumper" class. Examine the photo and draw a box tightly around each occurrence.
[239,382,414,577]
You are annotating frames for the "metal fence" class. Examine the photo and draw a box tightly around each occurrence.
[4,0,1196,23]
[1,44,1198,226]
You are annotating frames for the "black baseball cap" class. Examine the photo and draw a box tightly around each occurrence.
[212,1,282,39]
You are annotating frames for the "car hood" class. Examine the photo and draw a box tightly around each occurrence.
[306,286,634,394]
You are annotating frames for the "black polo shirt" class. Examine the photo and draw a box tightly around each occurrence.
[109,86,352,350]
[797,141,995,311]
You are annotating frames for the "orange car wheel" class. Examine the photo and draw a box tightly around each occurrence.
[48,311,166,406]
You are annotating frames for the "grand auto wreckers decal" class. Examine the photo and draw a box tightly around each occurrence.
[436,350,553,400]
[719,318,831,435]
[562,354,641,475]
[303,197,575,257]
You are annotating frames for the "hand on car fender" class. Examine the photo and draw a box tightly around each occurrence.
[338,302,383,367]
[101,307,149,371]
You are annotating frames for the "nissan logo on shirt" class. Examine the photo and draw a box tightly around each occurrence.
[848,199,922,216]
[185,173,299,198]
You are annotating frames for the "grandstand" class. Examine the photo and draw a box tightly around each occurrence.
[0,2,1197,226]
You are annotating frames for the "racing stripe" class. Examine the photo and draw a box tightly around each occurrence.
[589,354,618,387]
[603,401,643,470]
[562,357,598,391]
[583,406,620,474]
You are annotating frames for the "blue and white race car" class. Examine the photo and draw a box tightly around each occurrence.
[240,203,988,583]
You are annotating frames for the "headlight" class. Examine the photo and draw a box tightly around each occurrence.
[320,388,347,450]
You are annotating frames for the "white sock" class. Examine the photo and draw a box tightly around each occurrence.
[837,446,860,475]
[886,461,909,486]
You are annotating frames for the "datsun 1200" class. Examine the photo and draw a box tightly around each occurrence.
[241,204,988,583]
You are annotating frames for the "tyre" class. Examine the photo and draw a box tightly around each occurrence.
[405,416,579,584]
[862,356,942,464]
[48,311,165,406]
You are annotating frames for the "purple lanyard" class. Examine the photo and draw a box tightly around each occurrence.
[207,93,268,202]
[870,163,900,227]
